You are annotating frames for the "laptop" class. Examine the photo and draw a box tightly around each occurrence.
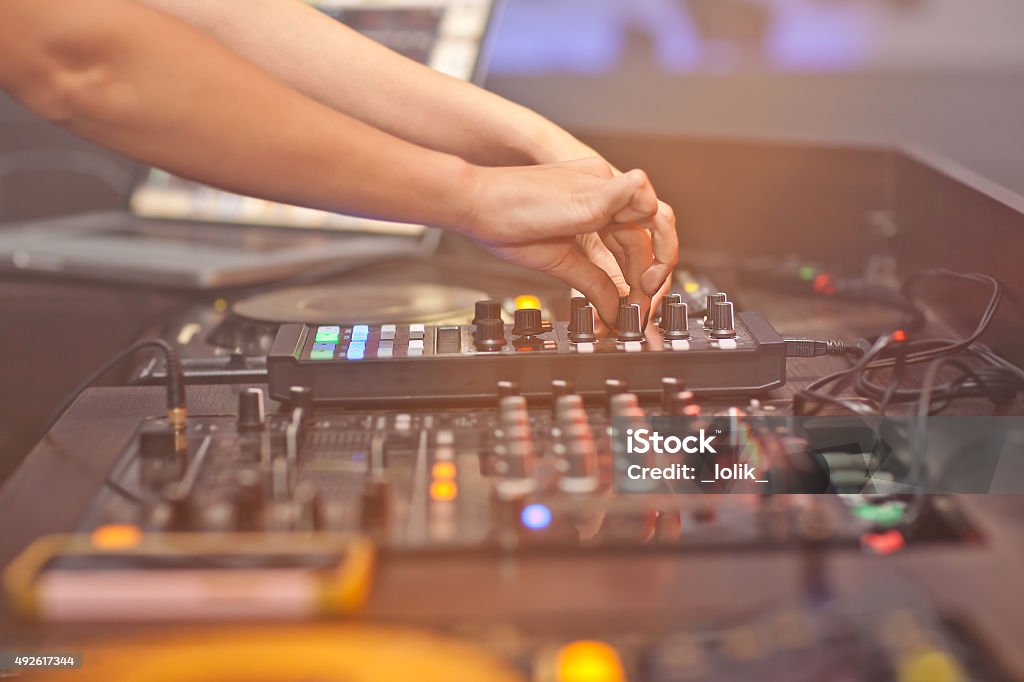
[0,0,500,289]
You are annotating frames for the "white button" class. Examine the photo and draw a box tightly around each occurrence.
[718,339,738,350]
[574,342,595,354]
[377,346,393,358]
[408,339,425,350]
[436,430,455,446]
[381,324,397,334]
[407,347,424,356]
[623,341,643,353]
[670,340,691,351]
[409,323,425,334]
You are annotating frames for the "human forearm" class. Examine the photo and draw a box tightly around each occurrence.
[143,0,597,167]
[0,0,476,229]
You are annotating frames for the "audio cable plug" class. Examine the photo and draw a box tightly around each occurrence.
[783,338,862,358]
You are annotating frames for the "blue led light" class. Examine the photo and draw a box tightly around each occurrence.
[521,503,552,531]
[346,341,366,360]
[351,325,370,341]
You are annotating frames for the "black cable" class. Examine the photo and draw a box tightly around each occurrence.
[39,338,185,437]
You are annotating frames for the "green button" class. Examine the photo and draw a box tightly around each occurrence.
[315,331,340,343]
[310,349,335,360]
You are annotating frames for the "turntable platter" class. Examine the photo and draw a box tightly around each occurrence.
[232,283,487,325]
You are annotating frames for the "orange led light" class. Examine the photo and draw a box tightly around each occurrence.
[892,329,907,342]
[430,480,458,502]
[555,640,626,682]
[432,461,457,481]
[514,295,541,311]
[91,524,143,550]
[863,529,905,555]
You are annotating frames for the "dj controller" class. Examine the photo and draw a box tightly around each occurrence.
[4,253,1023,681]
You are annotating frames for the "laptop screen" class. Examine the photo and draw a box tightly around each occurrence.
[129,0,497,235]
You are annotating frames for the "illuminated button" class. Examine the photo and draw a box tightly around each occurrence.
[430,480,458,502]
[514,294,541,310]
[432,461,457,480]
[555,640,625,682]
[310,349,334,360]
[312,342,336,352]
[315,327,340,342]
[683,280,701,294]
[408,339,425,351]
[575,342,595,354]
[91,524,142,550]
[622,341,643,353]
[351,325,369,341]
[521,503,552,530]
[670,340,691,351]
[717,339,738,350]
[346,342,366,360]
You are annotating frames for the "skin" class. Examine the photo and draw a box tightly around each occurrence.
[0,0,678,325]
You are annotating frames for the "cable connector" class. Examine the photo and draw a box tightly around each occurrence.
[784,338,853,358]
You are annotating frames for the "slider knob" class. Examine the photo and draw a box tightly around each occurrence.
[512,308,544,337]
[710,301,737,339]
[662,302,690,340]
[473,299,502,325]
[704,292,728,329]
[474,318,507,351]
[568,304,597,343]
[237,387,265,431]
[658,293,682,329]
[615,303,644,342]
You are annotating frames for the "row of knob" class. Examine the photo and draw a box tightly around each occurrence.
[472,291,737,349]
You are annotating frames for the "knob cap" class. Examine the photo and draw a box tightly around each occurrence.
[658,294,682,329]
[237,387,265,431]
[473,299,501,325]
[569,304,597,343]
[474,318,507,350]
[663,302,690,340]
[512,308,544,336]
[704,292,727,329]
[615,303,644,341]
[567,296,588,332]
[710,301,737,339]
[661,377,682,413]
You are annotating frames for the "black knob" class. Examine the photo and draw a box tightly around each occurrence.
[610,392,640,416]
[615,303,644,341]
[658,294,682,329]
[237,387,265,431]
[567,296,588,332]
[663,302,690,340]
[474,318,507,350]
[704,292,727,329]
[473,299,502,325]
[512,308,544,336]
[551,379,574,401]
[286,385,313,412]
[710,301,737,339]
[569,304,597,343]
[139,421,178,461]
[496,379,519,397]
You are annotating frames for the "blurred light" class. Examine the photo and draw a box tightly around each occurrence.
[898,648,966,682]
[432,461,457,481]
[514,295,542,311]
[682,280,701,294]
[91,524,142,550]
[212,298,228,313]
[892,329,908,343]
[521,503,553,531]
[862,529,905,555]
[555,640,626,682]
[430,480,458,502]
[798,265,816,281]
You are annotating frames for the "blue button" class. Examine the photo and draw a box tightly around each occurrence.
[346,341,366,360]
[351,325,369,341]
[312,342,336,352]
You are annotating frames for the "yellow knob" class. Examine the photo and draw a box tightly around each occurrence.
[555,640,626,682]
[898,648,965,682]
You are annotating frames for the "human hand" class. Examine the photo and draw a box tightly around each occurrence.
[463,158,678,327]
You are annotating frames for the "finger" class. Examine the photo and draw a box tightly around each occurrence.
[600,227,654,319]
[635,200,679,296]
[579,170,650,231]
[545,246,621,327]
[612,169,658,224]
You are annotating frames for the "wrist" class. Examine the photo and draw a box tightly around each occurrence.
[444,157,489,236]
